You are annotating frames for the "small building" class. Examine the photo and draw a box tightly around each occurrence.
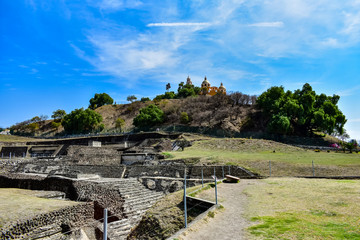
[0,129,10,135]
[88,140,101,147]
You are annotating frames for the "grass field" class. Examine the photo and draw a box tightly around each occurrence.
[244,178,360,239]
[0,188,78,228]
[166,138,360,176]
[0,135,37,142]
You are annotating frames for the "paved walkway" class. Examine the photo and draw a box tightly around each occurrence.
[177,179,260,240]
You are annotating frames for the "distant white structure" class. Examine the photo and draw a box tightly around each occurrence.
[88,140,101,147]
[0,129,10,135]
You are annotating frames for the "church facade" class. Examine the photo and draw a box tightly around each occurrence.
[200,76,226,96]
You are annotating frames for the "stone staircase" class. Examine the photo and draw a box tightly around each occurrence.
[97,178,164,240]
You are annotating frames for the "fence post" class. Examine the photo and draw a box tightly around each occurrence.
[269,161,271,177]
[214,167,218,205]
[9,152,11,159]
[201,167,204,188]
[184,168,187,228]
[103,208,108,240]
[312,160,315,177]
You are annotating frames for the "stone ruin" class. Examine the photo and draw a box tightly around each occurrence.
[0,132,258,239]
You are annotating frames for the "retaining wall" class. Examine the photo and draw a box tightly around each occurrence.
[0,202,94,240]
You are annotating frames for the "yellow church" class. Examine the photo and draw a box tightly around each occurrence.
[200,76,226,96]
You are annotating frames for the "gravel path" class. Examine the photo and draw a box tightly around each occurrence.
[177,179,260,240]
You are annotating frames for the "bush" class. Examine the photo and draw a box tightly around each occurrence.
[115,117,125,132]
[51,121,61,129]
[62,108,103,134]
[180,112,190,124]
[140,97,151,102]
[133,104,164,128]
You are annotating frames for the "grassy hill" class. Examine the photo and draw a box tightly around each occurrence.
[166,137,360,177]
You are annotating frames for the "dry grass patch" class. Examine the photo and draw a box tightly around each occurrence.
[244,178,360,239]
[0,188,79,228]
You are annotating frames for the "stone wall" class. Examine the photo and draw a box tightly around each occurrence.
[66,146,121,165]
[0,202,94,240]
[27,132,181,146]
[126,165,259,179]
[139,177,214,193]
[0,174,125,216]
[12,159,259,180]
[0,146,28,158]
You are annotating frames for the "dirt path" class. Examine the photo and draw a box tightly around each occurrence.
[177,179,260,240]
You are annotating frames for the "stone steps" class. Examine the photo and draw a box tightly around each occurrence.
[123,191,163,201]
[98,178,164,240]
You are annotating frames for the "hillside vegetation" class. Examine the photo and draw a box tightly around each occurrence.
[8,83,352,147]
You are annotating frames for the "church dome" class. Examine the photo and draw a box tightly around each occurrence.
[201,76,210,88]
[219,82,226,90]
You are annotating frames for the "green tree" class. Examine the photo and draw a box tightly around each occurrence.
[62,108,103,134]
[268,114,291,135]
[127,95,137,103]
[133,104,164,128]
[51,109,66,121]
[115,117,125,132]
[140,97,151,102]
[257,83,346,136]
[89,93,114,110]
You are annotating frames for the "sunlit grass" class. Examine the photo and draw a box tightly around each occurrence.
[165,138,360,176]
[0,135,37,142]
[244,178,360,239]
[0,188,78,227]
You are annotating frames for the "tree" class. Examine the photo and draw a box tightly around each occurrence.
[62,108,103,134]
[115,117,125,132]
[140,97,151,103]
[268,114,291,135]
[127,95,137,103]
[51,109,66,121]
[257,83,347,136]
[133,104,164,128]
[346,139,358,153]
[166,83,171,91]
[89,93,114,110]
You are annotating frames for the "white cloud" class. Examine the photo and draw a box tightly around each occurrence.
[74,1,360,87]
[88,0,143,11]
[320,38,340,48]
[247,22,284,28]
[147,22,211,27]
[336,85,360,97]
[348,118,360,123]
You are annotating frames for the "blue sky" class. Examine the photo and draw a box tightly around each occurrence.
[1,0,360,140]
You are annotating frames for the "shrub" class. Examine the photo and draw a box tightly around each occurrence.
[62,108,103,134]
[180,112,190,124]
[133,104,164,128]
[115,117,125,132]
[140,97,151,102]
[51,121,61,129]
